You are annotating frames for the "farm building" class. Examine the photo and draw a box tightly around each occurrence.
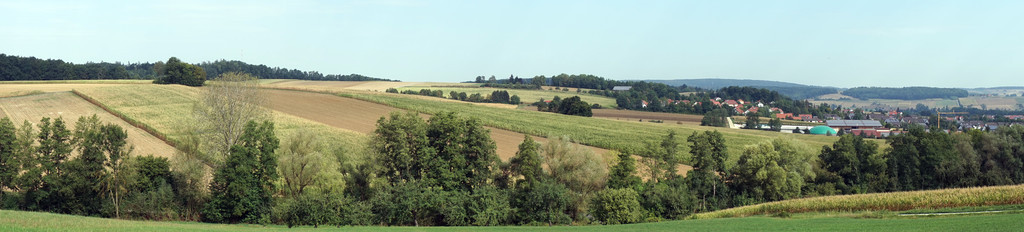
[826,120,884,131]
[612,86,632,91]
[809,125,837,135]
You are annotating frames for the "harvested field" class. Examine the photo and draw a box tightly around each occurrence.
[0,92,177,157]
[74,85,369,155]
[0,83,132,98]
[592,108,704,125]
[263,80,478,92]
[264,89,608,161]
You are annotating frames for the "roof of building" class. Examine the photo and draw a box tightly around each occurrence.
[826,120,883,127]
[612,86,632,91]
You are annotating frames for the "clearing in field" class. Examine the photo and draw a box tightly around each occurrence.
[0,92,177,158]
[263,89,608,161]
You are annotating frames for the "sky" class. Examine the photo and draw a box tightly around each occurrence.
[2,0,1022,88]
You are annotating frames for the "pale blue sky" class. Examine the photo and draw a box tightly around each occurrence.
[2,0,1022,88]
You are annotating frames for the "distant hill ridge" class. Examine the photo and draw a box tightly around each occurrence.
[641,78,840,100]
[642,78,818,89]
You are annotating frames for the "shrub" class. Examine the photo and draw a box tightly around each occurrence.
[590,188,643,224]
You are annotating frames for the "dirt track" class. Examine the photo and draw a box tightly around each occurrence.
[264,89,608,161]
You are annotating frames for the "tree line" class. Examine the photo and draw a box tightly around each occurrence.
[386,88,522,105]
[532,96,594,117]
[0,54,140,80]
[0,54,388,82]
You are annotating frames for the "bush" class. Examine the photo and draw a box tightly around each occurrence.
[640,180,695,220]
[511,179,572,225]
[153,57,205,86]
[590,188,644,224]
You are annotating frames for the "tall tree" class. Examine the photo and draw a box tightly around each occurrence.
[686,130,728,211]
[192,72,270,168]
[509,135,543,186]
[203,121,279,223]
[607,151,641,190]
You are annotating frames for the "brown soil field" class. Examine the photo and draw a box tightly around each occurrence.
[592,109,704,125]
[0,92,177,158]
[264,89,607,161]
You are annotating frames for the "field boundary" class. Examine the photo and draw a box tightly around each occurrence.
[72,89,180,149]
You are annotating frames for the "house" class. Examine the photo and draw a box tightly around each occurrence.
[799,114,813,121]
[641,100,648,108]
[612,86,632,91]
[769,107,784,114]
[776,113,794,120]
[851,129,883,138]
[724,100,739,107]
[745,107,759,114]
[710,100,721,106]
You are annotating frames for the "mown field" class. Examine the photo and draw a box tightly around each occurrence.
[3,209,1022,232]
[810,94,960,109]
[0,92,177,157]
[395,86,619,108]
[693,184,1024,219]
[73,85,370,154]
[958,96,1024,110]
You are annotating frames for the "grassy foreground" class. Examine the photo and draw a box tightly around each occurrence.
[694,184,1024,219]
[2,209,1022,232]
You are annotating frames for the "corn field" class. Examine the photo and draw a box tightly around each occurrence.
[693,184,1024,219]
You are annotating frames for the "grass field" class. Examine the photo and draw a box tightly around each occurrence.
[3,209,1022,232]
[313,89,842,166]
[0,92,177,157]
[395,86,619,108]
[958,96,1024,110]
[73,85,370,154]
[693,184,1024,219]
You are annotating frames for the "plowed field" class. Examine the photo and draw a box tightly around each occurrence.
[264,89,608,161]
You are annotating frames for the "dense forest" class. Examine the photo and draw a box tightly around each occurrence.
[842,87,968,100]
[0,54,139,80]
[0,54,389,82]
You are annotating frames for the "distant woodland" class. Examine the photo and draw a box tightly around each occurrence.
[842,87,968,100]
[0,54,391,82]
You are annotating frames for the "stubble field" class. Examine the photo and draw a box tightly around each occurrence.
[0,92,177,157]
